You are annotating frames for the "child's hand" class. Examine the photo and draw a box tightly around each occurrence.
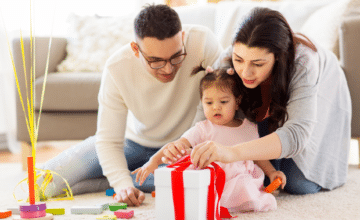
[131,161,158,186]
[161,138,191,164]
[268,170,287,189]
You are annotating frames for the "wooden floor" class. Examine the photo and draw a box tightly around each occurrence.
[0,140,81,163]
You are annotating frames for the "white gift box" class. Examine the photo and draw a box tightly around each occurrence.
[154,166,215,220]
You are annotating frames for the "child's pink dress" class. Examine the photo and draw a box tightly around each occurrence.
[182,119,276,212]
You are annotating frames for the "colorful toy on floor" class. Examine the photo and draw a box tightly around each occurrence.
[20,203,47,212]
[6,207,19,215]
[109,203,127,211]
[106,188,115,196]
[21,210,46,219]
[19,202,47,218]
[13,213,54,220]
[0,210,12,219]
[19,164,49,219]
[151,191,155,197]
[70,206,103,215]
[45,208,65,215]
[114,210,134,219]
[96,214,117,220]
[27,157,36,205]
[96,203,110,211]
[264,177,282,193]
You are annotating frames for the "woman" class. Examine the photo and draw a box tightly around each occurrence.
[190,7,351,195]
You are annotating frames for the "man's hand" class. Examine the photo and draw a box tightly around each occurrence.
[131,160,158,186]
[113,187,145,207]
[161,138,192,164]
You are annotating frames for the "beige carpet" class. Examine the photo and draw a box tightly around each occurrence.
[1,163,360,220]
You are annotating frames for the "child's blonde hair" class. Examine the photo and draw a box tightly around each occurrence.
[191,64,242,99]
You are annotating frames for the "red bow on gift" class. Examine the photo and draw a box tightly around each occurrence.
[167,155,234,220]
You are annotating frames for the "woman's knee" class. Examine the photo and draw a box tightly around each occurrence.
[281,159,322,195]
[284,178,322,195]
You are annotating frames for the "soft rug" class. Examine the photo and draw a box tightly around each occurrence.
[1,163,359,220]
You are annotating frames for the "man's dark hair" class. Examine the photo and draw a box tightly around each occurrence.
[134,4,182,40]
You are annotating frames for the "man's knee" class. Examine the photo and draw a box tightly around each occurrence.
[131,172,155,193]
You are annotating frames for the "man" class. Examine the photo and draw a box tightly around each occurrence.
[39,4,222,206]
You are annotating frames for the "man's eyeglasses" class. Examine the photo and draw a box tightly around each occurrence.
[137,43,187,69]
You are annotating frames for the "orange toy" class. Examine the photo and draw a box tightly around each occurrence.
[28,157,35,205]
[0,210,12,219]
[151,191,155,197]
[264,177,282,193]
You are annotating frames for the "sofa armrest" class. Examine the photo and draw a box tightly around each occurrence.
[12,37,67,78]
[339,16,360,137]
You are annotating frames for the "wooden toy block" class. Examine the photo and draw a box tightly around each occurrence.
[96,203,110,211]
[96,214,117,220]
[46,208,65,215]
[109,203,127,211]
[151,191,155,197]
[106,188,115,196]
[114,210,134,219]
[20,203,47,212]
[20,210,46,218]
[7,207,20,215]
[13,213,54,220]
[0,210,12,219]
[70,206,103,215]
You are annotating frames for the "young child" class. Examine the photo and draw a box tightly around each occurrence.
[132,65,287,212]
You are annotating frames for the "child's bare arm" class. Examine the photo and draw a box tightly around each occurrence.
[131,144,169,185]
[254,160,276,177]
[131,138,192,185]
[131,159,159,186]
[254,160,287,189]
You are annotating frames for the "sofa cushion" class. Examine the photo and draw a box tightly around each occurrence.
[300,0,351,58]
[213,0,335,49]
[174,4,217,34]
[35,72,102,111]
[57,13,135,73]
[343,0,360,18]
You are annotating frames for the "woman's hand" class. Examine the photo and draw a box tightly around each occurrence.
[161,138,192,164]
[268,170,287,189]
[190,141,235,168]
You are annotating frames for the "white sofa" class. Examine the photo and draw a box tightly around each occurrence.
[13,0,360,169]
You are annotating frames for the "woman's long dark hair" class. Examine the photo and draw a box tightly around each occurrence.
[231,7,316,132]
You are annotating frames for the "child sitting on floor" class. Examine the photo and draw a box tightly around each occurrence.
[132,65,286,212]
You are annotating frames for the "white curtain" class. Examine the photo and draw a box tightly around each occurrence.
[0,28,20,153]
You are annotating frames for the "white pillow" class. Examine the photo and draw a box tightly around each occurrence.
[342,0,360,18]
[214,0,335,49]
[300,0,351,58]
[57,13,135,73]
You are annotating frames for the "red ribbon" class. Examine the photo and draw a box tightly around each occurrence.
[167,155,234,220]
